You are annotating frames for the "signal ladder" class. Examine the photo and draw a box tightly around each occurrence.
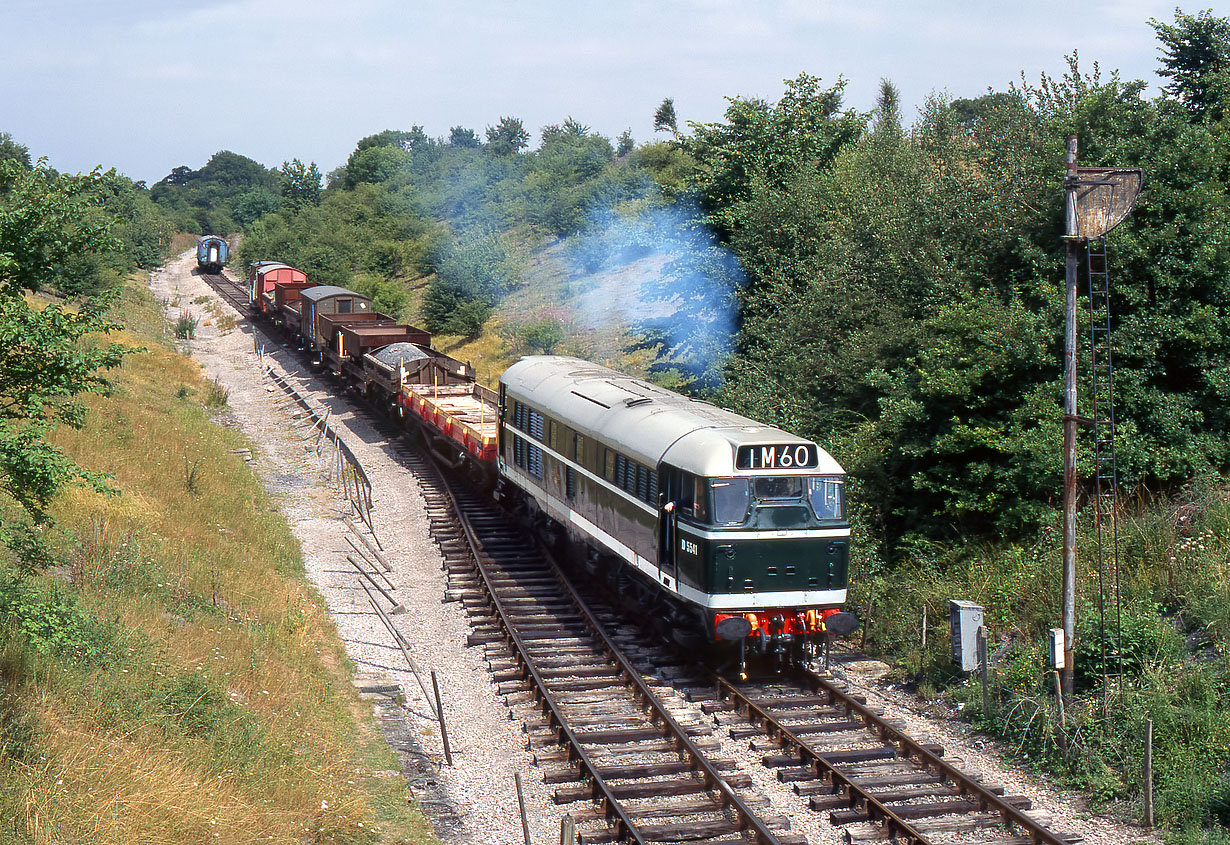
[1086,237,1122,683]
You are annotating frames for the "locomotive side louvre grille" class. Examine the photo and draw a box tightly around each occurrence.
[514,435,526,469]
[648,470,659,503]
[614,454,628,492]
[636,465,649,501]
[566,467,576,500]
[528,444,543,478]
[528,409,544,440]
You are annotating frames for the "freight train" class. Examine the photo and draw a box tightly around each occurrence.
[239,261,853,672]
[196,236,228,273]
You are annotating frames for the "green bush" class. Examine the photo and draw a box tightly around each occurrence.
[0,579,113,665]
[173,311,198,339]
[2,522,55,575]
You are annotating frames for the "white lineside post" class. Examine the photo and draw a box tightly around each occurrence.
[1061,135,1081,699]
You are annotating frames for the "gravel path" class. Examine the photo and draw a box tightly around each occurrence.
[148,250,1161,845]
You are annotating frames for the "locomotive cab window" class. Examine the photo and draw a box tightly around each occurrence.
[752,476,803,500]
[710,478,749,524]
[808,476,845,520]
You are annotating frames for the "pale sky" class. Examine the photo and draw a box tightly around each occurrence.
[2,0,1201,184]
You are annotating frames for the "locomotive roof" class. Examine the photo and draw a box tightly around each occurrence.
[500,356,843,476]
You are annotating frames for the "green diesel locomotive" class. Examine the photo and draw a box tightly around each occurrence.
[498,356,851,671]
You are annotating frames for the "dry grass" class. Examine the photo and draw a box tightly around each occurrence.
[0,280,435,843]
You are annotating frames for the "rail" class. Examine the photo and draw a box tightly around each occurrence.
[436,472,784,844]
[714,667,1073,845]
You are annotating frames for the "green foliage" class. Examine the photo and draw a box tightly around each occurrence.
[0,578,114,665]
[525,118,616,234]
[155,673,268,770]
[173,311,198,339]
[0,133,31,169]
[88,172,174,274]
[448,125,482,148]
[0,161,119,295]
[616,129,635,157]
[230,187,281,227]
[279,158,322,211]
[653,97,678,134]
[2,521,54,575]
[682,72,868,235]
[0,682,35,764]
[1150,8,1230,121]
[237,180,438,294]
[515,317,564,353]
[713,41,1230,551]
[350,272,409,318]
[0,157,150,526]
[631,142,696,192]
[423,229,521,336]
[150,150,281,234]
[0,297,131,524]
[1073,597,1182,688]
[343,143,410,188]
[485,116,530,156]
[202,376,228,408]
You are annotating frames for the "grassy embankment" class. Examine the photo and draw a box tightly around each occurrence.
[0,275,437,843]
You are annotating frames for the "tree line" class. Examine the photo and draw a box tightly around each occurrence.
[150,9,1230,563]
[4,9,1229,567]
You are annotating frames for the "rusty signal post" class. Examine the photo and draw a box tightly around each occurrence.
[1060,136,1142,697]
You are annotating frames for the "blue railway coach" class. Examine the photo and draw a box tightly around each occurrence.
[196,235,228,273]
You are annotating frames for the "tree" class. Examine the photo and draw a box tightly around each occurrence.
[343,145,410,187]
[0,134,30,169]
[231,188,281,226]
[616,129,635,157]
[682,72,867,236]
[485,116,530,156]
[448,126,482,148]
[653,97,678,134]
[150,152,280,235]
[280,158,322,210]
[1150,8,1230,121]
[0,160,132,530]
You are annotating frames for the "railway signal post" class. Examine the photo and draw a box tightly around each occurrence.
[1058,135,1141,698]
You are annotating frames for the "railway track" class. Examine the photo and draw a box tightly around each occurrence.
[193,266,1089,844]
[690,671,1082,845]
[413,449,797,844]
[196,270,250,315]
